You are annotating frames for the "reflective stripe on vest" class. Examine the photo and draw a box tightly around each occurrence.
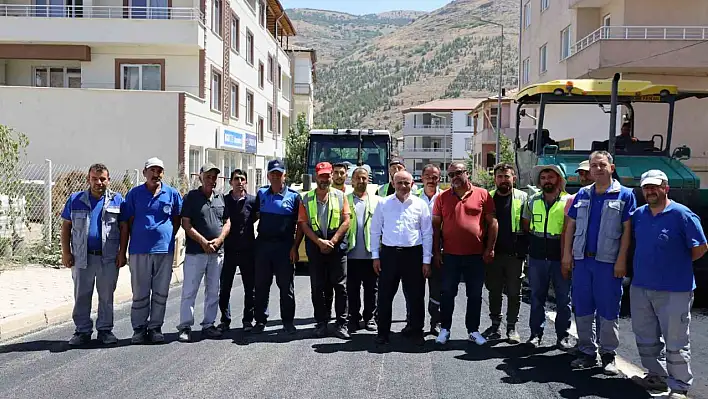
[346,193,374,252]
[489,189,524,233]
[304,189,341,233]
[529,193,568,238]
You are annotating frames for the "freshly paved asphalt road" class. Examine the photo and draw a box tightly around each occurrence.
[0,272,684,399]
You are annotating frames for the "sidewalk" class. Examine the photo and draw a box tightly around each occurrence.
[0,263,184,342]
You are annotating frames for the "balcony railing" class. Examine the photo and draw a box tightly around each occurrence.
[569,26,708,57]
[0,4,202,20]
[403,123,451,129]
[403,147,452,153]
[293,83,311,95]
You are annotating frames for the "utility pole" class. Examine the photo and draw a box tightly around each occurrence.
[473,17,504,163]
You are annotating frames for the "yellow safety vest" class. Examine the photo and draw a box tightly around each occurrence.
[346,193,376,252]
[304,188,341,235]
[489,189,524,233]
[529,192,569,238]
[377,183,391,197]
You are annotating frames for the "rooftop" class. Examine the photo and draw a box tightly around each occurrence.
[402,98,488,114]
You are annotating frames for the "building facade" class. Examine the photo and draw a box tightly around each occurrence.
[0,0,296,193]
[519,0,708,184]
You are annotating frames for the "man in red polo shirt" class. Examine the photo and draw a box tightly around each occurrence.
[433,162,498,345]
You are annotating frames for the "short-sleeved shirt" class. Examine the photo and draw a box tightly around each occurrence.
[224,192,257,252]
[632,201,707,292]
[181,188,228,254]
[493,193,514,255]
[61,193,104,251]
[121,183,183,255]
[432,185,495,256]
[255,185,301,243]
[567,181,636,254]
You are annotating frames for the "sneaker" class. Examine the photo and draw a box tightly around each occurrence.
[429,323,441,336]
[556,336,576,351]
[242,322,253,332]
[251,323,266,334]
[97,330,118,345]
[131,329,147,345]
[631,374,669,392]
[435,328,451,345]
[178,328,192,342]
[506,327,521,344]
[334,324,351,340]
[601,354,619,376]
[147,328,165,344]
[668,390,689,399]
[202,325,223,339]
[216,322,231,333]
[481,324,502,340]
[68,332,92,346]
[469,331,487,346]
[570,354,599,369]
[364,319,378,332]
[347,321,360,334]
[374,334,389,345]
[315,323,328,338]
[526,335,543,348]
[283,323,297,335]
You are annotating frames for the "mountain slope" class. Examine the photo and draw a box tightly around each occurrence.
[288,0,520,133]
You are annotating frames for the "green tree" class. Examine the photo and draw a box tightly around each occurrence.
[0,124,29,256]
[468,134,514,190]
[285,113,310,185]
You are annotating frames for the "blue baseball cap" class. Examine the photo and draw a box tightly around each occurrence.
[267,159,285,173]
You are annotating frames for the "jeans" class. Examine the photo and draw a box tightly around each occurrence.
[440,254,485,333]
[219,250,256,325]
[485,253,523,327]
[527,257,571,339]
[308,250,348,326]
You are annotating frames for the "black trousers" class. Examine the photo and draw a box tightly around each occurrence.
[309,249,348,326]
[254,240,295,325]
[219,249,256,325]
[378,245,425,337]
[347,258,378,324]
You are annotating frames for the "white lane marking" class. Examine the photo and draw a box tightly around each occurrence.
[375,353,386,393]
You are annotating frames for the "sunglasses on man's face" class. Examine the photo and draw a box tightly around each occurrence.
[447,170,466,179]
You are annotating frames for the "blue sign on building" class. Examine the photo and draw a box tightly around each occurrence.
[246,133,257,154]
[223,129,245,150]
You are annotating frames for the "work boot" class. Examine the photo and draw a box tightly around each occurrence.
[178,328,192,343]
[216,322,230,333]
[374,334,389,345]
[283,323,297,335]
[315,323,328,338]
[68,332,92,347]
[202,325,222,339]
[97,330,118,345]
[364,319,378,332]
[131,329,147,345]
[601,354,620,376]
[506,326,521,344]
[147,327,165,344]
[631,374,668,392]
[570,353,599,369]
[526,335,543,348]
[242,321,253,332]
[481,324,501,340]
[251,323,266,334]
[334,324,351,340]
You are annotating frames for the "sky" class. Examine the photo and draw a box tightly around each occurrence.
[280,0,451,15]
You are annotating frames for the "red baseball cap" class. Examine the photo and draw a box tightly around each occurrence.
[316,162,333,175]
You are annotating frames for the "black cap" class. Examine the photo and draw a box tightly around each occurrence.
[267,159,285,173]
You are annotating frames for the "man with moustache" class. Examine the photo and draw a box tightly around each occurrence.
[434,162,497,346]
[217,169,259,332]
[563,151,636,373]
[630,170,707,399]
[122,157,183,344]
[61,163,127,346]
[346,167,380,333]
[481,163,527,344]
[332,162,349,193]
[561,160,594,276]
[371,170,432,346]
[177,163,231,342]
[298,162,351,339]
[522,164,573,350]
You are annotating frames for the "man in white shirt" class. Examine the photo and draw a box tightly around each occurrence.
[371,170,433,346]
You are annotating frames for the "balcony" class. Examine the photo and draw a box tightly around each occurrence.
[566,26,708,77]
[293,82,311,95]
[401,146,452,159]
[0,4,204,48]
[569,0,611,8]
[402,124,452,137]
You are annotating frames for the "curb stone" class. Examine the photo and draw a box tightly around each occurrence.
[0,264,184,343]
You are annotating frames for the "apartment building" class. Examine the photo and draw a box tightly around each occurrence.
[0,0,296,193]
[519,0,708,182]
[401,99,484,180]
[288,45,316,128]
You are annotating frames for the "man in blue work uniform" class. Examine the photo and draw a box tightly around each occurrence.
[122,157,183,344]
[60,163,127,346]
[252,159,303,335]
[630,170,707,399]
[563,150,636,374]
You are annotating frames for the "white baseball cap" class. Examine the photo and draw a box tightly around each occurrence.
[144,157,164,170]
[640,169,668,187]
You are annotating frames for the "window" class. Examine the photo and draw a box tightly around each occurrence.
[255,168,263,187]
[258,61,264,88]
[230,82,239,118]
[246,30,254,65]
[277,64,282,90]
[258,1,266,27]
[211,0,222,37]
[277,111,281,135]
[126,0,169,20]
[267,104,273,132]
[466,115,473,127]
[33,67,81,88]
[257,117,264,142]
[121,64,162,90]
[539,43,547,74]
[541,0,549,11]
[523,1,531,29]
[231,13,239,52]
[211,69,222,111]
[246,91,254,124]
[244,0,256,12]
[489,107,498,129]
[522,58,530,85]
[560,26,572,59]
[189,147,201,176]
[267,55,273,83]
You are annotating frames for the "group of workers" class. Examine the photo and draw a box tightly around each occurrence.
[59,150,705,398]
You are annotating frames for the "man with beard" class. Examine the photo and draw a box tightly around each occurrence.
[371,170,432,346]
[298,162,351,339]
[561,160,594,275]
[177,163,231,342]
[122,157,183,344]
[346,167,380,334]
[563,150,636,374]
[629,170,707,399]
[378,158,417,197]
[481,163,528,344]
[522,164,573,350]
[332,162,349,193]
[61,163,127,346]
[434,163,497,346]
